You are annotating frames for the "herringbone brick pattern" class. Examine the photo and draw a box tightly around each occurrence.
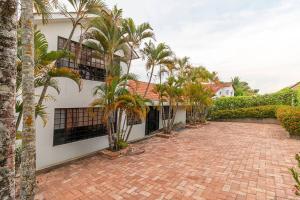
[36,122,300,200]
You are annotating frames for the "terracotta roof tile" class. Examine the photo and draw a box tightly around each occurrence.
[128,80,159,101]
[204,82,233,93]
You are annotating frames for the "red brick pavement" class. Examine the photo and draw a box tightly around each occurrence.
[36,122,300,200]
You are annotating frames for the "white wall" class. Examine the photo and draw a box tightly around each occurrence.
[215,86,235,98]
[159,106,186,129]
[34,18,187,170]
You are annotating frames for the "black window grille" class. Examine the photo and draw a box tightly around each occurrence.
[53,108,107,146]
[127,113,142,126]
[56,37,106,82]
[162,106,173,120]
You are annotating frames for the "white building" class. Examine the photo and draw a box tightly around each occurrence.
[34,14,186,170]
[204,82,235,98]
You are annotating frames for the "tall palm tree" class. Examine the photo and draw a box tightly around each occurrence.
[85,6,130,76]
[58,0,107,49]
[141,41,173,97]
[122,18,154,81]
[176,56,190,77]
[0,0,17,199]
[20,0,36,199]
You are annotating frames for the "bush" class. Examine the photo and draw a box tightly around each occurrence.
[212,88,297,111]
[276,106,300,136]
[209,105,278,120]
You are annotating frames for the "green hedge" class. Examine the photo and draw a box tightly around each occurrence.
[276,106,300,136]
[209,105,278,120]
[212,88,297,111]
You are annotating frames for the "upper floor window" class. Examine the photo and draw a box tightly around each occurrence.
[56,37,106,82]
[53,107,107,146]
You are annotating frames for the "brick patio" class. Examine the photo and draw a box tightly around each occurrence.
[36,122,300,200]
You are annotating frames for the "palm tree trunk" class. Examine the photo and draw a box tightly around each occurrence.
[63,22,77,50]
[36,77,50,109]
[125,125,133,142]
[20,0,36,199]
[123,46,134,87]
[0,1,17,198]
[143,65,155,98]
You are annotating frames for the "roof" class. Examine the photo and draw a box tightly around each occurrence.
[204,82,233,93]
[128,80,159,101]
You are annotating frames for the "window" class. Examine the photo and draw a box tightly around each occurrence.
[56,37,106,82]
[162,106,173,120]
[53,108,107,146]
[127,113,142,126]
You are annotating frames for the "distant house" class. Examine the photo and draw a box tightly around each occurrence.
[204,82,235,98]
[290,82,300,90]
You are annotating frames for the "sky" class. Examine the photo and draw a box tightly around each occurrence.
[104,0,300,94]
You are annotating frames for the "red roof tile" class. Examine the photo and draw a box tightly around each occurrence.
[204,82,233,93]
[128,80,159,101]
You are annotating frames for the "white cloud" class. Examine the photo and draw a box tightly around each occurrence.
[108,0,300,93]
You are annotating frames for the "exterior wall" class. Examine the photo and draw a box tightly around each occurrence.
[34,18,187,170]
[159,106,186,129]
[215,86,235,98]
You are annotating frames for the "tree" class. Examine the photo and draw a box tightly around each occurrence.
[58,0,106,49]
[141,41,173,97]
[122,18,154,83]
[20,0,36,199]
[16,30,82,130]
[154,76,184,134]
[0,0,17,199]
[91,71,148,150]
[85,6,130,76]
[231,76,259,96]
[290,153,300,195]
[183,67,217,124]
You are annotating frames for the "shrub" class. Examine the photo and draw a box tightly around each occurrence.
[276,106,300,136]
[209,105,278,120]
[212,88,297,111]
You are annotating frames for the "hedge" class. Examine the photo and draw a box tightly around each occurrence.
[209,105,278,120]
[276,106,300,136]
[211,88,298,111]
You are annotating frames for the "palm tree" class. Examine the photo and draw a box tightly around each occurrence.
[154,76,184,134]
[91,72,138,150]
[0,0,17,199]
[141,41,173,97]
[231,76,259,96]
[176,56,190,77]
[184,67,216,124]
[116,93,150,142]
[122,18,154,81]
[20,0,36,199]
[58,0,106,49]
[85,6,130,76]
[16,30,82,130]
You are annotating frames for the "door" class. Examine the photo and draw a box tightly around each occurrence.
[145,107,159,135]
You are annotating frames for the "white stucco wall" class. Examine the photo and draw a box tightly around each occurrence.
[34,17,187,170]
[215,86,235,98]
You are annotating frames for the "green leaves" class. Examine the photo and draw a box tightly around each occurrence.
[290,153,300,196]
[212,88,297,111]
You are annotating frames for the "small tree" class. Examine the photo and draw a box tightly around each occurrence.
[290,153,300,195]
[154,76,184,134]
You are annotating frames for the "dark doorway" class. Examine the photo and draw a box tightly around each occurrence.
[145,107,159,135]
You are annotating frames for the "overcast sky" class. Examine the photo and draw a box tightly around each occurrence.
[104,0,300,94]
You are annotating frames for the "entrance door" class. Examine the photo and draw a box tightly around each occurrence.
[145,107,159,135]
